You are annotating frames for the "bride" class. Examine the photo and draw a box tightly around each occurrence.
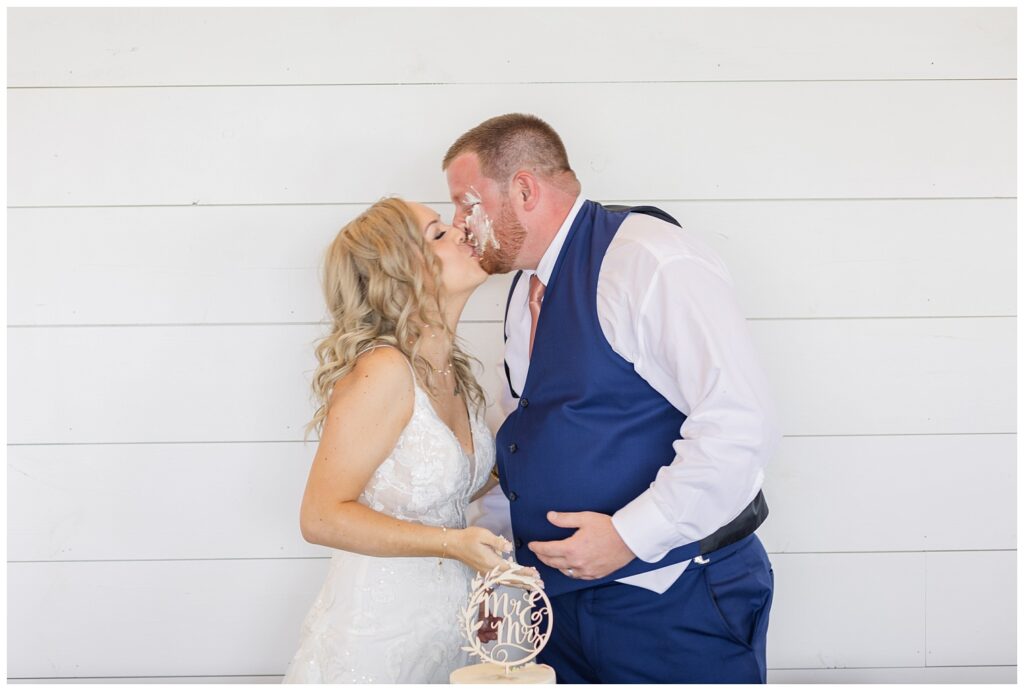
[283,198,507,683]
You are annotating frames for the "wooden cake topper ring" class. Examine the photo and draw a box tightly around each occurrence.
[459,559,553,671]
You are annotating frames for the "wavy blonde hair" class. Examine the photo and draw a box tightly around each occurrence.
[305,197,486,440]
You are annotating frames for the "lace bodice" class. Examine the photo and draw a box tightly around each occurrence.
[360,380,494,529]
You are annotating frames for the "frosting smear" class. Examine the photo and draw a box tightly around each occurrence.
[463,187,501,254]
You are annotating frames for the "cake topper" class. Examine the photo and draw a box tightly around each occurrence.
[458,558,553,674]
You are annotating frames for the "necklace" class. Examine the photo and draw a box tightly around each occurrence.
[426,362,459,396]
[404,329,454,377]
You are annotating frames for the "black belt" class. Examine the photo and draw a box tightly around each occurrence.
[698,490,769,556]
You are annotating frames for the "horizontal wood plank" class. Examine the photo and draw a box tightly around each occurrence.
[9,81,1014,207]
[925,550,1017,666]
[8,434,1014,562]
[752,317,1015,437]
[8,442,322,562]
[768,666,1015,684]
[7,559,329,678]
[8,8,1014,86]
[767,552,926,668]
[7,318,1015,444]
[759,434,1016,553]
[8,199,1014,326]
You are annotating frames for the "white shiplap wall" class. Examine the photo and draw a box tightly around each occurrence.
[6,7,1016,684]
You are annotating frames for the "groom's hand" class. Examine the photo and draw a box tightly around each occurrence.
[527,511,636,580]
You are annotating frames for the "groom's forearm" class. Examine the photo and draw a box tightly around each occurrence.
[612,418,779,562]
[609,242,780,561]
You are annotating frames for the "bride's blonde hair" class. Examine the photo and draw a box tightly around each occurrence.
[305,197,486,440]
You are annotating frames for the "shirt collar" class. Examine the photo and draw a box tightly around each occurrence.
[534,193,585,286]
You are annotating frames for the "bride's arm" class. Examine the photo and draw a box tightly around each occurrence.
[298,348,508,573]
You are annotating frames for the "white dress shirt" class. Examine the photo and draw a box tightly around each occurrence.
[496,194,780,594]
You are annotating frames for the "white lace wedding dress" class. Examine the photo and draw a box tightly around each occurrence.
[282,351,495,684]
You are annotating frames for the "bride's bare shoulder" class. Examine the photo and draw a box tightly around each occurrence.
[329,345,415,413]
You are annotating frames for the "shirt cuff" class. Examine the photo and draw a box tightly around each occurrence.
[611,490,683,563]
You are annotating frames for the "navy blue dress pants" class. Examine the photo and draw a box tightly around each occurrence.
[537,534,773,684]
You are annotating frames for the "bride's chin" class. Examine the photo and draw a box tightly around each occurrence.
[460,257,488,283]
[471,262,491,283]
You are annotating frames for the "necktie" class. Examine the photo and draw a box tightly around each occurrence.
[528,274,546,358]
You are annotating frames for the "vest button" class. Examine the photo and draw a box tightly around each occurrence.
[520,398,529,408]
[508,443,518,453]
[514,538,523,548]
[509,492,518,502]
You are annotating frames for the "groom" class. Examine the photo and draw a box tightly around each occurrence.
[444,114,780,683]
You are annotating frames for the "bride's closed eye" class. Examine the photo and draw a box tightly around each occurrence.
[423,218,444,241]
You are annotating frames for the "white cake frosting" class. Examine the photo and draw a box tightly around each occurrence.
[450,661,556,684]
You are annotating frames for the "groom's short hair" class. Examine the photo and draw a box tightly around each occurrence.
[443,113,576,185]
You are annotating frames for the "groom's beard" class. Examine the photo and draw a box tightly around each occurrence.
[479,200,527,275]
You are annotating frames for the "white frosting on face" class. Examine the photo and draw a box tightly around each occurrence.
[463,187,501,252]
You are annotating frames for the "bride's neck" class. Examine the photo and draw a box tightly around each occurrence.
[416,328,452,369]
[415,291,468,366]
[439,288,471,333]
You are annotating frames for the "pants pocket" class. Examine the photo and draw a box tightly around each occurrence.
[702,556,773,650]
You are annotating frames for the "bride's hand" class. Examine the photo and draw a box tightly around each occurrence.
[452,526,513,574]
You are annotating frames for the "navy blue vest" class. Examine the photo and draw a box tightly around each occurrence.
[496,201,708,597]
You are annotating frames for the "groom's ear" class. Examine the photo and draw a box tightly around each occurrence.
[511,171,541,212]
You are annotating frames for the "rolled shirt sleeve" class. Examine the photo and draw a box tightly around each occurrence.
[600,217,781,563]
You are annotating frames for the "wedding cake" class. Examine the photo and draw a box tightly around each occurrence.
[449,561,556,684]
[450,661,556,684]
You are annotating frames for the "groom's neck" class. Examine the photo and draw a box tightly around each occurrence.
[516,191,578,271]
